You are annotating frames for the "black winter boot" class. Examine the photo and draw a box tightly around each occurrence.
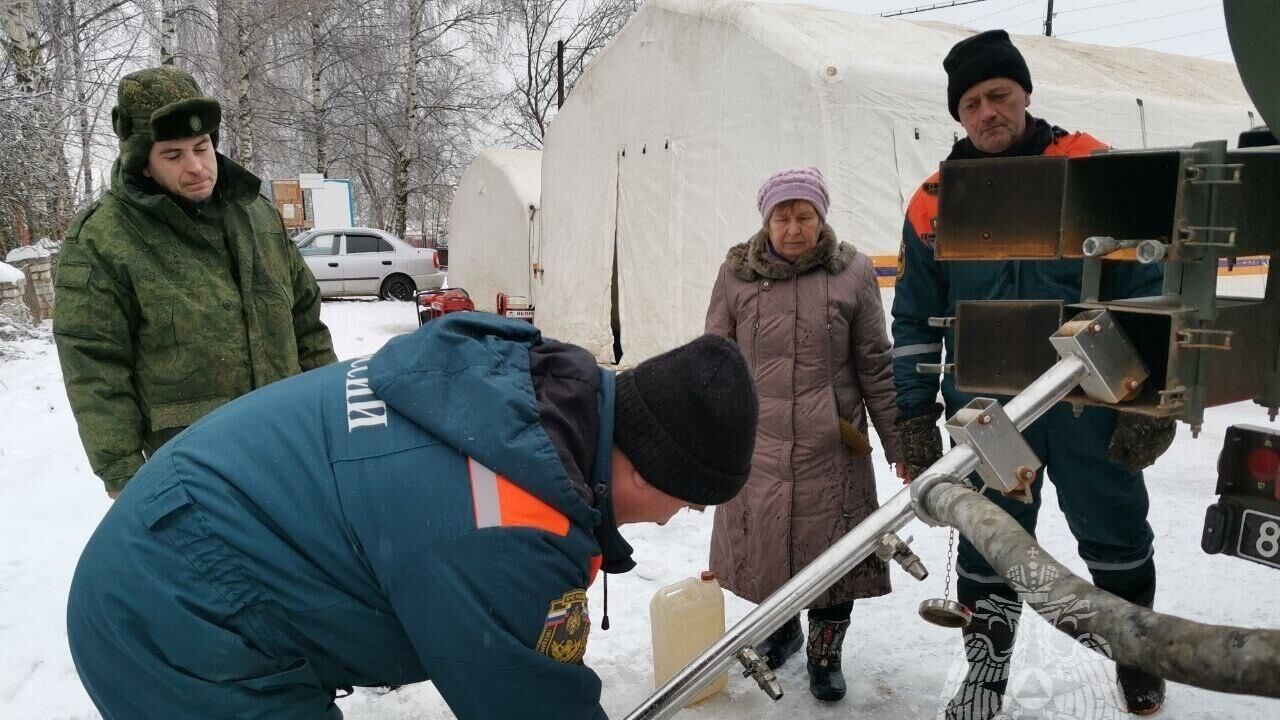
[806,618,849,702]
[1115,579,1165,715]
[945,583,1021,720]
[755,615,803,670]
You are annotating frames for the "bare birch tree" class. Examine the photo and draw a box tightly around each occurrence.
[501,0,635,148]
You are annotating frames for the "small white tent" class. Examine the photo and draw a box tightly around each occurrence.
[447,149,542,312]
[536,0,1257,363]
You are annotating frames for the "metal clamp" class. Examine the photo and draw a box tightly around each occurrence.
[736,647,783,701]
[1177,328,1233,351]
[910,471,964,527]
[875,533,929,581]
[1178,223,1238,248]
[1158,385,1189,409]
[1185,162,1244,185]
[944,398,1042,500]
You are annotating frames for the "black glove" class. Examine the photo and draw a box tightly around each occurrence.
[1107,413,1177,473]
[895,404,944,481]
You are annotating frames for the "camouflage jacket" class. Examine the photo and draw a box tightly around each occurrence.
[53,155,337,492]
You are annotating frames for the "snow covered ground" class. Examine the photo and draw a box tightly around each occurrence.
[2,283,1278,720]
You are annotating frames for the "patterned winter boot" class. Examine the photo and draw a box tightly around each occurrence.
[945,585,1021,720]
[806,618,850,702]
[755,615,803,670]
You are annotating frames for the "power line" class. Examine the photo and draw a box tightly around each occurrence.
[1057,3,1219,38]
[880,0,990,18]
[1193,48,1233,59]
[1055,0,1143,16]
[1124,25,1225,48]
[962,0,1038,26]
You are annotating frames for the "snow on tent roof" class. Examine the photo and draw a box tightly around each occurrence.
[534,0,1258,364]
[447,149,542,313]
[0,262,25,284]
[5,246,49,264]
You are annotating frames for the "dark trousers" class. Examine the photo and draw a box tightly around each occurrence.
[952,403,1157,603]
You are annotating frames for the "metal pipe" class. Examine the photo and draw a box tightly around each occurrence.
[922,482,1280,698]
[627,355,1091,719]
[623,490,916,720]
[1002,354,1088,429]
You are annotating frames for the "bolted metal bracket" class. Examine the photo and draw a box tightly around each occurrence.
[1049,309,1150,405]
[1159,385,1189,409]
[736,647,783,701]
[944,398,1042,500]
[1178,222,1239,248]
[874,533,929,581]
[1184,162,1243,185]
[1177,328,1234,351]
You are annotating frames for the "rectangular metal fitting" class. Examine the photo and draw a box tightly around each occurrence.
[936,156,1068,260]
[1049,309,1150,404]
[944,398,1041,503]
[952,300,1063,396]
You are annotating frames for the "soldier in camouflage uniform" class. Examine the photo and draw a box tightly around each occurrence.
[54,67,337,498]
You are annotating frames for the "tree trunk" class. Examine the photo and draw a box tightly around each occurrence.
[160,0,176,64]
[69,0,93,198]
[235,0,254,170]
[4,0,58,242]
[310,7,325,174]
[392,0,422,238]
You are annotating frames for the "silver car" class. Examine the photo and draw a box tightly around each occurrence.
[295,227,445,300]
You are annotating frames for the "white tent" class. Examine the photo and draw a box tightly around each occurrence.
[536,0,1258,363]
[447,149,542,312]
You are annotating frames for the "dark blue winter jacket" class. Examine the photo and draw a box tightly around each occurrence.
[77,312,633,718]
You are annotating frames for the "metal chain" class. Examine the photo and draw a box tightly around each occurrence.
[943,528,957,601]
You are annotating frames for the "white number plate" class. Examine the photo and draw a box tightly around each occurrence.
[1237,509,1280,570]
[505,309,535,319]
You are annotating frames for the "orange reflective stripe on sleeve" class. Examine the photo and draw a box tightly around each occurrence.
[468,457,570,536]
[495,474,571,537]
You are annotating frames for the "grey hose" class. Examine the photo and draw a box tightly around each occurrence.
[924,481,1280,698]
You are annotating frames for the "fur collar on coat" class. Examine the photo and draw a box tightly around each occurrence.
[725,224,856,282]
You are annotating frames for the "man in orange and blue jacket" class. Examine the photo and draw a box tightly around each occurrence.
[891,30,1176,719]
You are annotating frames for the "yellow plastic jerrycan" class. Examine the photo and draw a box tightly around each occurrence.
[650,570,728,704]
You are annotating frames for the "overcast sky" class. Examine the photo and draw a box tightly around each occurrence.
[797,0,1236,61]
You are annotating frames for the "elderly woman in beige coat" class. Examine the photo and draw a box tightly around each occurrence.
[705,166,902,702]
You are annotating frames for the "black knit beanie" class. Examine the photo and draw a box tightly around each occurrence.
[944,29,1033,121]
[614,335,757,506]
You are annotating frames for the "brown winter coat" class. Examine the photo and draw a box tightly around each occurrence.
[705,225,902,607]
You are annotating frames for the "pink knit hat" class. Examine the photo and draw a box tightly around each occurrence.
[757,166,830,223]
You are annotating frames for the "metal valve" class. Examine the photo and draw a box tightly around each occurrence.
[874,533,929,581]
[736,647,783,701]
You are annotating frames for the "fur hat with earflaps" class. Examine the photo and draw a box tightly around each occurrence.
[111,66,221,174]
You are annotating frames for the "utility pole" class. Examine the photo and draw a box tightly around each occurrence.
[556,40,565,109]
[1045,0,1055,36]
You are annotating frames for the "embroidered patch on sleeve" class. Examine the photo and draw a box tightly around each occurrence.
[536,589,590,664]
[896,241,907,282]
